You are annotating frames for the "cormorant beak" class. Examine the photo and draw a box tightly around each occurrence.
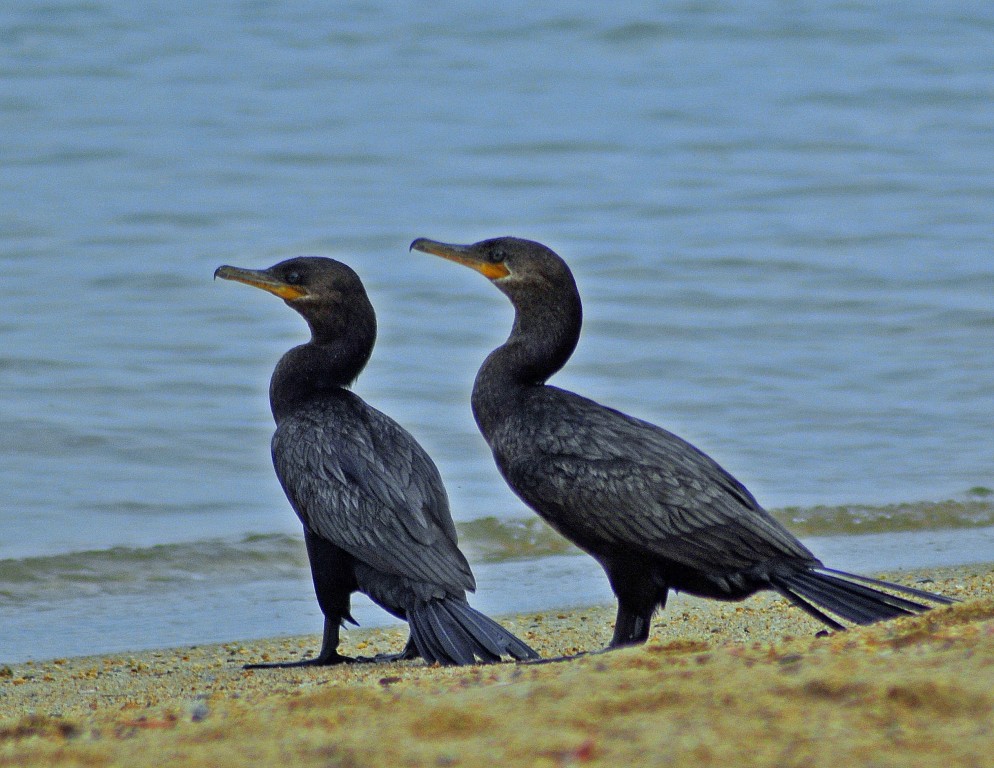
[214,265,309,301]
[410,238,510,280]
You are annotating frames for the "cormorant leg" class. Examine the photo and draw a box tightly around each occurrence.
[244,616,354,669]
[522,566,668,663]
[244,529,358,669]
[609,602,654,647]
[520,604,655,662]
[601,557,667,648]
[355,634,421,664]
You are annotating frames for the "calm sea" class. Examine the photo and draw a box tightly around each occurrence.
[2,1,992,663]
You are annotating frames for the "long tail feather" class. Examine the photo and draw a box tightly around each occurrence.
[442,599,539,661]
[774,584,846,631]
[406,612,448,665]
[770,567,953,630]
[787,571,913,623]
[818,568,957,604]
[407,599,539,666]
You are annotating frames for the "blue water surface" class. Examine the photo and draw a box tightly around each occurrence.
[1,1,992,661]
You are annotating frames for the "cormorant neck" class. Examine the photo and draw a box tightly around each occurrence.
[471,281,582,436]
[269,301,376,423]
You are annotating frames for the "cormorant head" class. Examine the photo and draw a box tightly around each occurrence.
[214,256,376,347]
[410,236,577,304]
[412,236,583,385]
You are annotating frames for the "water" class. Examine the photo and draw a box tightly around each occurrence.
[2,1,992,663]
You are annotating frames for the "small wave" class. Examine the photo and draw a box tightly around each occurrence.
[457,494,994,561]
[457,516,578,563]
[773,492,994,537]
[0,534,306,605]
[2,493,991,606]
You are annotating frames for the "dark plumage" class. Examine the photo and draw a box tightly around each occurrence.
[412,236,954,649]
[215,257,538,666]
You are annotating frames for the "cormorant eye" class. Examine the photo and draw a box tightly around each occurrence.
[286,271,301,284]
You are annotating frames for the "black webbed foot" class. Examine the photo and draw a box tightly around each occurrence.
[243,651,355,670]
[352,636,421,664]
[520,650,592,665]
[519,644,632,665]
[352,651,412,664]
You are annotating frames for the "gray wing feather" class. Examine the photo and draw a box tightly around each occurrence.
[499,388,816,574]
[273,393,475,592]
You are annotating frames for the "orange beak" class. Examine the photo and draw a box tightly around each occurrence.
[214,265,309,300]
[410,238,510,280]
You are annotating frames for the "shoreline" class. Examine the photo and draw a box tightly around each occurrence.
[2,563,993,766]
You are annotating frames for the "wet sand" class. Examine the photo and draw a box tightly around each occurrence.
[2,564,992,767]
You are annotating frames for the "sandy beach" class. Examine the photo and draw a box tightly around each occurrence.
[2,563,992,767]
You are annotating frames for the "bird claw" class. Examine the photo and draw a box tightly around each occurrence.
[352,649,420,664]
[519,650,593,666]
[243,652,356,669]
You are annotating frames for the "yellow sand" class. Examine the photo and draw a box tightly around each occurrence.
[2,564,992,767]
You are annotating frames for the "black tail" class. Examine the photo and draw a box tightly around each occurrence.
[770,567,955,631]
[407,598,540,666]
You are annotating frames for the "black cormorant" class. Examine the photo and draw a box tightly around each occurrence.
[215,256,538,666]
[411,236,953,649]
